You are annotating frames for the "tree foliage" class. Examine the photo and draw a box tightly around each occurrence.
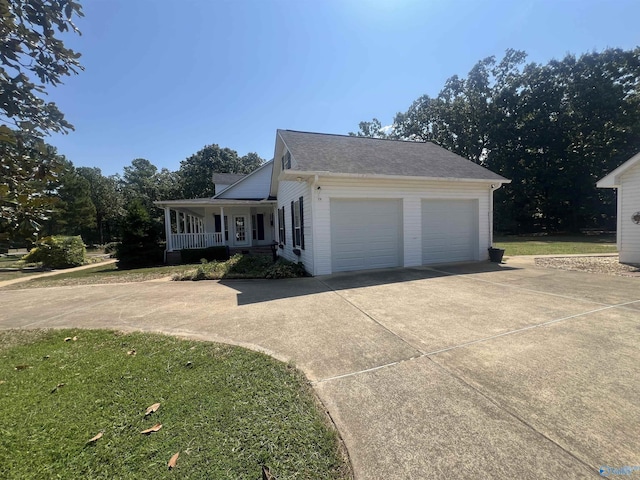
[179,145,263,198]
[115,198,163,268]
[0,0,83,138]
[362,48,640,233]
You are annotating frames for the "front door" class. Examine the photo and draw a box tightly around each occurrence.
[233,215,249,246]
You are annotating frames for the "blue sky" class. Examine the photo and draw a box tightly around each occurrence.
[46,0,640,176]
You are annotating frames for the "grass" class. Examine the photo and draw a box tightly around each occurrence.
[0,329,351,480]
[1,263,195,290]
[493,234,618,256]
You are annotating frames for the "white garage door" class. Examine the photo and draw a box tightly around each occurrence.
[331,199,402,273]
[422,199,478,264]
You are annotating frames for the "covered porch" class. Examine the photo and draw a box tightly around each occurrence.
[155,199,277,253]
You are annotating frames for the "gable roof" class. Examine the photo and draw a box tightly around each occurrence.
[211,172,246,185]
[278,130,509,182]
[597,151,640,188]
[213,160,273,200]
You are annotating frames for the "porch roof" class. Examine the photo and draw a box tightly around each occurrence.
[154,198,276,208]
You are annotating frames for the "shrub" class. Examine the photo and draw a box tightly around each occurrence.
[265,258,307,279]
[103,242,119,254]
[22,236,86,268]
[180,246,230,264]
[115,200,164,269]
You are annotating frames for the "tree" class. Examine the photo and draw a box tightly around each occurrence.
[0,133,63,245]
[349,118,393,138]
[0,0,84,139]
[115,198,163,269]
[179,145,263,199]
[48,159,96,236]
[0,0,84,244]
[365,47,640,233]
[76,167,125,244]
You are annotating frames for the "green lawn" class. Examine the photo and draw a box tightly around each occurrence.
[0,330,351,480]
[1,263,195,289]
[493,235,618,256]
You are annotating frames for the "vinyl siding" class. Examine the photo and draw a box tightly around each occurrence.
[619,163,640,263]
[216,162,272,199]
[312,177,492,275]
[277,180,313,274]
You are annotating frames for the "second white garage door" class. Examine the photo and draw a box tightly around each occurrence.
[422,199,478,264]
[331,199,402,272]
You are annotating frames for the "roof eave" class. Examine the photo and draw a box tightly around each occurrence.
[597,151,640,188]
[280,170,511,184]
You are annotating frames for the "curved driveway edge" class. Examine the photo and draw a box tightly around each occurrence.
[1,261,638,479]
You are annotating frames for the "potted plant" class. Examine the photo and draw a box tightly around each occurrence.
[488,246,505,263]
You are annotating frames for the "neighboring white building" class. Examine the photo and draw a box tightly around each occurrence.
[156,130,510,275]
[597,152,640,264]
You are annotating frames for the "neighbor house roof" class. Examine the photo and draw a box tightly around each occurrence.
[211,173,246,185]
[278,130,509,182]
[597,151,640,188]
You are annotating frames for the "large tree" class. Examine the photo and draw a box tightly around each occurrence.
[0,0,84,245]
[47,159,96,236]
[178,145,263,199]
[362,47,640,233]
[76,167,124,244]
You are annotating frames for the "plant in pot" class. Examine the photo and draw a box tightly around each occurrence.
[488,246,505,263]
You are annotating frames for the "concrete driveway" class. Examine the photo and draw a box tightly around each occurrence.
[1,261,639,479]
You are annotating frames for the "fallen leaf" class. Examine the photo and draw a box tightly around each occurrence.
[0,380,5,384]
[72,336,78,341]
[14,365,31,370]
[43,355,50,360]
[185,361,193,368]
[140,423,162,434]
[64,337,72,342]
[262,465,273,480]
[127,349,136,356]
[144,402,160,416]
[87,432,103,443]
[168,452,179,469]
[51,383,65,394]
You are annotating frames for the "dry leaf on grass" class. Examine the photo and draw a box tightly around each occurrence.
[87,432,103,443]
[144,402,160,416]
[64,337,72,342]
[168,452,179,469]
[140,423,162,434]
[51,383,65,393]
[262,465,273,480]
[127,350,136,356]
[72,336,78,341]
[14,365,31,370]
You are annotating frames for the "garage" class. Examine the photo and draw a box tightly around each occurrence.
[422,199,478,264]
[331,199,402,272]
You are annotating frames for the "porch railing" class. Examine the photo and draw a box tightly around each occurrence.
[170,233,223,250]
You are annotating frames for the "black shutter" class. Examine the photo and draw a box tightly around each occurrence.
[299,196,305,250]
[290,201,295,245]
[282,206,286,244]
[214,214,221,232]
[257,214,265,240]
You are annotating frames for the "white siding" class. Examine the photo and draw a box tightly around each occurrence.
[277,180,314,274]
[312,177,492,275]
[619,163,640,263]
[216,162,272,199]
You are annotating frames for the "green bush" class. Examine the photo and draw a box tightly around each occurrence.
[180,246,230,264]
[103,242,119,254]
[22,236,86,268]
[265,258,307,279]
[115,199,164,269]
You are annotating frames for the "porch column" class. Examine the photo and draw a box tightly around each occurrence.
[164,207,173,251]
[183,212,188,234]
[220,206,226,246]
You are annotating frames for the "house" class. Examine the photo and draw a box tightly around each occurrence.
[155,130,510,275]
[597,152,640,264]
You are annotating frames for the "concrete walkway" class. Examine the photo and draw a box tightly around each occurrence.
[1,261,638,479]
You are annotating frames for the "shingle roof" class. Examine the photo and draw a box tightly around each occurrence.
[278,130,508,181]
[211,173,246,184]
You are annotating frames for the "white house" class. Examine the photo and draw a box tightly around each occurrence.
[156,130,510,275]
[597,152,640,264]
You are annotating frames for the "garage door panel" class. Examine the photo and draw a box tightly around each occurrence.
[422,200,478,264]
[331,199,402,273]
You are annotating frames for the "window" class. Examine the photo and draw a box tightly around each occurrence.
[278,207,285,245]
[251,214,265,241]
[291,197,305,249]
[281,151,291,170]
[252,215,257,240]
[214,214,229,241]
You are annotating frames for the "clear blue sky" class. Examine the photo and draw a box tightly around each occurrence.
[46,0,640,176]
